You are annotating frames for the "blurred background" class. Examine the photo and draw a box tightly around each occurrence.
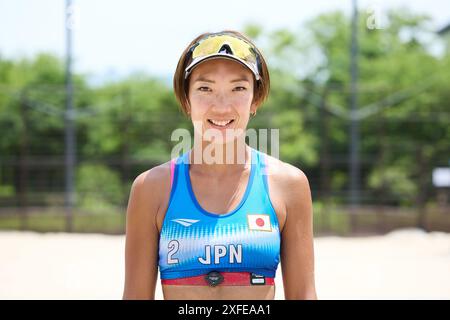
[0,0,449,299]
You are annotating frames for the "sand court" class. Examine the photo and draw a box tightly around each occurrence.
[0,228,449,299]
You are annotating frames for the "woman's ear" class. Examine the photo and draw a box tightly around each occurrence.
[186,99,191,115]
[250,102,258,116]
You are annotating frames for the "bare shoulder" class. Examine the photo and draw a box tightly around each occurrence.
[133,161,171,191]
[263,153,312,221]
[128,160,171,216]
[264,153,310,192]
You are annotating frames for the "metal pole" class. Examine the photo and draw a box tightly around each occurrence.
[349,0,360,227]
[65,0,76,232]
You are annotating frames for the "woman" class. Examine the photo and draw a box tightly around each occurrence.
[122,30,317,300]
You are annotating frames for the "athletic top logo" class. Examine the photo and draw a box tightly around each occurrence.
[171,218,200,227]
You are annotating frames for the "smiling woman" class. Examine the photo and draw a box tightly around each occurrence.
[187,59,255,145]
[122,30,317,300]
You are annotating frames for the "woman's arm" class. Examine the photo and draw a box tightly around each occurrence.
[122,167,166,300]
[280,167,317,300]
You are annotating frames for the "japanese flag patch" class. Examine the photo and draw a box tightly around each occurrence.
[247,214,272,232]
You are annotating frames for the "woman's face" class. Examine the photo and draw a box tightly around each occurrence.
[187,58,256,144]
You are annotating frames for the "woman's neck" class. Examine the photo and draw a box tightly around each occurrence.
[189,139,250,177]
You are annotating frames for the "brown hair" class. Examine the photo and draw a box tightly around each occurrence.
[173,30,270,116]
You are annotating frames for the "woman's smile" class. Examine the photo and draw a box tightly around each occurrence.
[207,118,235,129]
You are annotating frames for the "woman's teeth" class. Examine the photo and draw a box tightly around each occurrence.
[208,119,234,127]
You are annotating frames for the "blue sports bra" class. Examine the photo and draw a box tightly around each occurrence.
[158,147,281,280]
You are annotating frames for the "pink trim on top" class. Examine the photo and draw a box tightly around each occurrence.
[170,159,176,188]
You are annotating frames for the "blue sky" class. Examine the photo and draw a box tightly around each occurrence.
[1,0,449,83]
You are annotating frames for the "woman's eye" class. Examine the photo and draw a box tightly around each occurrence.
[234,86,247,91]
[198,87,210,91]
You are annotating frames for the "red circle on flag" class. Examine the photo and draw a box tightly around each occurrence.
[256,218,265,227]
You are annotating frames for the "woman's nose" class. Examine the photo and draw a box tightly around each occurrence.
[212,92,233,107]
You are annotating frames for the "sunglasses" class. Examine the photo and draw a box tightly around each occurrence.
[184,32,262,81]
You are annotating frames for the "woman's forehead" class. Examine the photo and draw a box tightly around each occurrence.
[190,58,253,80]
